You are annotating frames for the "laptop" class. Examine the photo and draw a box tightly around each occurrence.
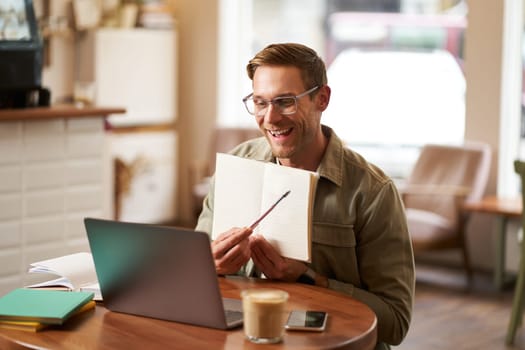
[83,217,243,329]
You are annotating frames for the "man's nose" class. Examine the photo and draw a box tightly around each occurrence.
[263,103,283,123]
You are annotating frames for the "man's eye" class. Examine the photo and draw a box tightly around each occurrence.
[253,100,268,108]
[277,98,295,108]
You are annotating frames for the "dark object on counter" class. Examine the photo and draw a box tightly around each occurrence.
[0,0,50,108]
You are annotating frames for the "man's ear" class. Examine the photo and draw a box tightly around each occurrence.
[317,85,331,112]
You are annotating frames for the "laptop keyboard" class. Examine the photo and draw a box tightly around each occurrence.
[225,309,243,324]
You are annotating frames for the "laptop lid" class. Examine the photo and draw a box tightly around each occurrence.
[83,218,242,329]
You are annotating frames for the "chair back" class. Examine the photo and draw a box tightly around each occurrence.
[208,127,261,174]
[404,142,491,226]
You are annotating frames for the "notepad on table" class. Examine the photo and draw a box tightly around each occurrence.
[0,288,94,325]
[26,252,102,301]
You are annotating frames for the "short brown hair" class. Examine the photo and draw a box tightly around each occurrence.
[246,43,327,90]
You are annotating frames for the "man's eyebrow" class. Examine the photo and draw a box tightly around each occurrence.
[252,92,296,99]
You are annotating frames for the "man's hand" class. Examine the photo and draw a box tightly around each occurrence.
[249,234,308,282]
[212,227,252,275]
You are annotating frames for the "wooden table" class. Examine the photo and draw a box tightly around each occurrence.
[0,277,377,350]
[463,195,522,289]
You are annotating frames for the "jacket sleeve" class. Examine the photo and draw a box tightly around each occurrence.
[329,181,415,345]
[195,176,216,235]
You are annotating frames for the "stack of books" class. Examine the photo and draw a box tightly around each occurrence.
[138,0,175,29]
[0,288,95,332]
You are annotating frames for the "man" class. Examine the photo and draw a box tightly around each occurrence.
[196,43,414,348]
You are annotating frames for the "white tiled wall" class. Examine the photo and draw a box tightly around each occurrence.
[0,117,111,296]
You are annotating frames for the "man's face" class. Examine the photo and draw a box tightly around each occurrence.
[252,65,324,161]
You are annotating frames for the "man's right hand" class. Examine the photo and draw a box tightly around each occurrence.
[211,227,252,275]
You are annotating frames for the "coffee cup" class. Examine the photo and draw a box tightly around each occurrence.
[241,288,289,344]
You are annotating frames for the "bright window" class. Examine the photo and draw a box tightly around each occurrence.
[218,0,468,179]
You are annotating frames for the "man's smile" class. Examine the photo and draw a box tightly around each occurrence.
[267,128,293,138]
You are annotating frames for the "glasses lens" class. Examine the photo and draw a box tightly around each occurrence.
[275,97,296,115]
[243,97,255,115]
[243,94,299,117]
[251,98,269,117]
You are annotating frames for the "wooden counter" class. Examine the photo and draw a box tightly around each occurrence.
[0,105,125,122]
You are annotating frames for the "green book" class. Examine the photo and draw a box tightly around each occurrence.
[0,288,94,325]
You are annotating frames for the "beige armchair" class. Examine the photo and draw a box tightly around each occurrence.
[401,142,492,282]
[190,127,261,220]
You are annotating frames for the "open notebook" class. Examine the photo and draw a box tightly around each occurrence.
[84,218,243,329]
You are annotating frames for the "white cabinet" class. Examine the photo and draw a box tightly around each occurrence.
[94,28,177,127]
[93,28,178,224]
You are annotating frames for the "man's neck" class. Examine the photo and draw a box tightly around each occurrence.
[277,129,328,171]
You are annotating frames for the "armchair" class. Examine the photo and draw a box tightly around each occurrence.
[401,142,492,282]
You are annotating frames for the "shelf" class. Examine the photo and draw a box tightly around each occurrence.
[0,104,125,122]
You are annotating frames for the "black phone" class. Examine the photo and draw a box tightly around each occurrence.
[285,310,328,331]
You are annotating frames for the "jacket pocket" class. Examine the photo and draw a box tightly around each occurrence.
[312,222,356,247]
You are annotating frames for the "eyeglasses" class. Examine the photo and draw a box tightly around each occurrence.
[242,86,319,117]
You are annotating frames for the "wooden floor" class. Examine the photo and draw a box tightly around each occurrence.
[394,264,525,350]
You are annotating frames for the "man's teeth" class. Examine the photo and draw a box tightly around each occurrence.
[269,129,291,136]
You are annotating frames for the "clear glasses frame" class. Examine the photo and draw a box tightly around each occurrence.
[242,86,319,117]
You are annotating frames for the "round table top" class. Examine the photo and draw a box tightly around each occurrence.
[0,277,377,350]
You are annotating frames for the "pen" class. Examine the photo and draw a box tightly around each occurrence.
[249,190,291,230]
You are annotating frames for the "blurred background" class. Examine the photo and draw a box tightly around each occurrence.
[1,0,523,309]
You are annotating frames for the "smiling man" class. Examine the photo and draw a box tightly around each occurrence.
[196,43,415,349]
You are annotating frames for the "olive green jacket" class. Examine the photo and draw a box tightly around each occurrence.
[196,126,415,346]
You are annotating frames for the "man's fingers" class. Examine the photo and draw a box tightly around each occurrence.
[215,240,250,274]
[251,236,279,277]
[213,227,252,257]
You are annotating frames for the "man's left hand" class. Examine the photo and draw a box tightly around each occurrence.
[249,234,307,281]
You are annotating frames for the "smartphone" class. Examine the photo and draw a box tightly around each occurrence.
[285,310,328,331]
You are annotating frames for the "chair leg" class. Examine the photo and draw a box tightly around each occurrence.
[506,246,525,345]
[460,234,473,286]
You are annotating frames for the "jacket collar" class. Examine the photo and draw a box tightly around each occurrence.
[317,125,344,187]
[253,125,344,187]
